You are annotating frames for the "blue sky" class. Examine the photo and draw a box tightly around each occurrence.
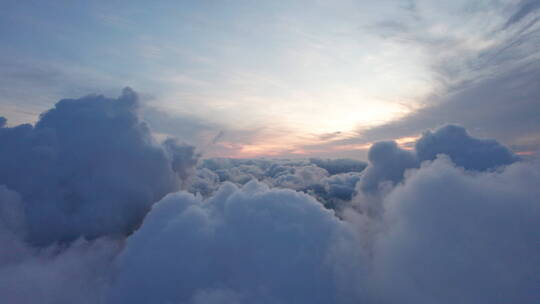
[1,0,539,158]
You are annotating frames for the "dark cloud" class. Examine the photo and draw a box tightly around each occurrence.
[0,186,26,242]
[359,141,418,193]
[0,88,196,245]
[416,124,518,171]
[353,124,519,220]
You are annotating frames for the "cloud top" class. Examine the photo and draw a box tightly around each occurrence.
[0,88,196,245]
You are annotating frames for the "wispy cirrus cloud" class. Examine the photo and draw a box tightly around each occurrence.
[303,0,540,156]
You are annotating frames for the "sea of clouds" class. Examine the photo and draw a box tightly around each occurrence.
[0,89,538,304]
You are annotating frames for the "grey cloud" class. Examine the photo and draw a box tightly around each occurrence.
[319,172,363,210]
[372,156,540,304]
[188,168,221,197]
[164,138,201,188]
[193,158,367,211]
[0,186,26,241]
[0,88,197,245]
[188,158,366,212]
[504,0,540,28]
[107,153,539,304]
[0,237,120,304]
[109,181,367,304]
[324,173,362,201]
[416,124,518,171]
[0,185,119,304]
[354,124,518,217]
[359,141,418,194]
[0,104,538,304]
[272,165,329,191]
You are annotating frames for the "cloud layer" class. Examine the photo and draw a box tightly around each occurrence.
[110,181,366,304]
[0,89,538,304]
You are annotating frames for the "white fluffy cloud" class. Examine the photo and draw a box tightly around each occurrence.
[372,156,540,304]
[108,155,540,304]
[109,181,367,304]
[0,237,120,304]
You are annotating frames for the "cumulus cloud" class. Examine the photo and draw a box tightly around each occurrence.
[108,154,539,304]
[308,172,363,211]
[191,158,368,209]
[109,181,367,304]
[164,138,201,188]
[416,124,518,170]
[200,158,271,183]
[324,172,362,202]
[357,124,519,198]
[0,88,196,245]
[372,156,540,304]
[359,141,418,194]
[193,126,519,214]
[272,164,329,191]
[188,168,221,197]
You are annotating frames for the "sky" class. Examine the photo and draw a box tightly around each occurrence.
[1,0,539,159]
[0,3,539,302]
